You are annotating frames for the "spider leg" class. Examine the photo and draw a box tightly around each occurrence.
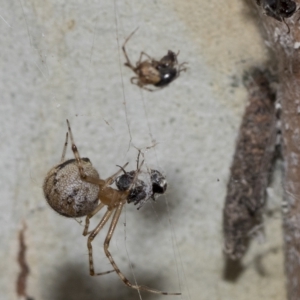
[178,62,188,73]
[133,80,156,92]
[136,51,154,66]
[130,77,140,85]
[66,119,106,186]
[135,150,145,171]
[87,207,115,276]
[174,50,180,64]
[104,202,181,295]
[142,86,159,92]
[131,77,156,91]
[169,62,188,84]
[122,27,139,71]
[67,119,88,178]
[136,150,142,170]
[83,202,106,236]
[103,162,129,188]
[60,132,69,162]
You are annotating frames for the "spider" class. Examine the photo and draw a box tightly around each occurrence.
[122,28,187,91]
[43,120,180,295]
[256,0,297,32]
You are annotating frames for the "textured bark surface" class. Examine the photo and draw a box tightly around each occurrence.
[255,1,300,298]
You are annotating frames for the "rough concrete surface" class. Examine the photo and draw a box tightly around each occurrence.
[0,0,285,300]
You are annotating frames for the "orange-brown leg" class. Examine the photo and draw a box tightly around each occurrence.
[122,27,139,71]
[136,51,153,66]
[87,207,115,276]
[66,119,127,188]
[130,77,156,92]
[83,202,106,236]
[104,202,181,295]
[60,132,68,162]
[66,119,92,180]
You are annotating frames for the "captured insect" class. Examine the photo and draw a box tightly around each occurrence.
[115,154,167,209]
[256,0,297,32]
[122,28,187,91]
[43,120,180,295]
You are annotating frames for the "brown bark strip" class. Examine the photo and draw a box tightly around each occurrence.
[223,69,277,260]
[253,1,300,298]
[16,222,30,298]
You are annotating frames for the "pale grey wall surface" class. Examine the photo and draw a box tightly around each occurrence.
[1,1,285,300]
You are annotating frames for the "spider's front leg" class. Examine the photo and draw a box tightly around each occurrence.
[60,132,69,162]
[66,120,100,183]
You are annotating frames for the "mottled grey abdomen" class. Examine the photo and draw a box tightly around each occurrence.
[43,158,100,218]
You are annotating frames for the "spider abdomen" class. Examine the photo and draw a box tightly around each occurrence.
[43,158,100,218]
[138,62,161,85]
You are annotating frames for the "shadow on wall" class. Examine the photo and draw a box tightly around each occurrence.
[223,258,245,282]
[50,262,171,300]
[223,246,281,282]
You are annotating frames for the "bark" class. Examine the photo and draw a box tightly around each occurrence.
[255,2,300,298]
